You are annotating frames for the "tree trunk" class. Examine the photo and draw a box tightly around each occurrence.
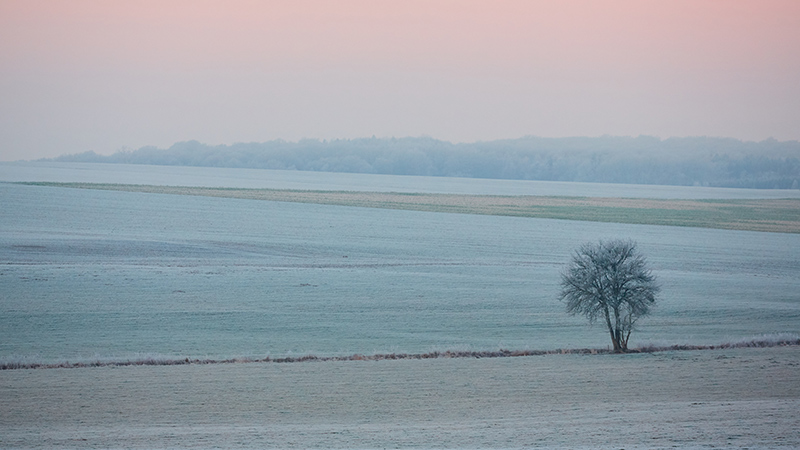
[621,328,632,351]
[612,307,625,352]
[603,307,621,351]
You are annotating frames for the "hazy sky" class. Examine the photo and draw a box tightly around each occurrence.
[1,0,799,161]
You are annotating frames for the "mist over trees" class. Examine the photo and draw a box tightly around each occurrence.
[52,136,800,189]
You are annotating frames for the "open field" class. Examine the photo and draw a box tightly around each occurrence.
[5,162,800,200]
[3,172,800,449]
[4,181,798,360]
[21,182,800,233]
[2,346,799,449]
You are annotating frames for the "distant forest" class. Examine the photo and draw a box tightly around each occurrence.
[53,136,800,189]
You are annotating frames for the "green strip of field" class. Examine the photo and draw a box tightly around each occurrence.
[19,182,800,234]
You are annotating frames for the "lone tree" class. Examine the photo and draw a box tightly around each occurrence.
[559,239,659,352]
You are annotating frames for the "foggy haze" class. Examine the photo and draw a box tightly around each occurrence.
[2,1,800,161]
[52,136,800,189]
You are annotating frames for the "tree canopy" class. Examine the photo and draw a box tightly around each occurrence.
[559,239,659,352]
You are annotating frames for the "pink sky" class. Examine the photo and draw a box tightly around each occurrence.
[1,0,799,160]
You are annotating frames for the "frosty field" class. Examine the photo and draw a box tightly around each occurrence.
[2,178,799,363]
[2,346,799,449]
[1,163,799,448]
[21,182,800,233]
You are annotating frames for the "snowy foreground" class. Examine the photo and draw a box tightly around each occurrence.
[1,346,798,449]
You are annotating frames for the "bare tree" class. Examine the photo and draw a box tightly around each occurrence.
[559,239,659,352]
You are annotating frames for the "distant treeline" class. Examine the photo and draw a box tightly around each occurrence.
[53,136,800,189]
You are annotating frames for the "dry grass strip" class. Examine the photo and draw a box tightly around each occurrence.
[21,182,800,233]
[3,337,798,370]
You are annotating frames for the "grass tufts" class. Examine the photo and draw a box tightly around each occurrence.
[2,335,798,371]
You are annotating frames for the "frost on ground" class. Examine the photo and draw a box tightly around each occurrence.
[1,346,799,449]
[3,335,798,370]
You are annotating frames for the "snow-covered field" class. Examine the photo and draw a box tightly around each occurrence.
[4,161,800,198]
[2,346,798,449]
[2,163,799,448]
